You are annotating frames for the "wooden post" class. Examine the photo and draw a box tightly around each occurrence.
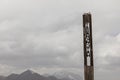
[83,13,94,80]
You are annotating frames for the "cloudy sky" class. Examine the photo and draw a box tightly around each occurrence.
[0,0,120,80]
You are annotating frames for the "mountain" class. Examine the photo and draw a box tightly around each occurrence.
[0,70,82,80]
[0,76,5,80]
[17,70,46,80]
[0,70,64,80]
[6,73,19,80]
[53,71,82,80]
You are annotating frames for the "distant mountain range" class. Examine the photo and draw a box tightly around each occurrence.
[0,70,82,80]
[53,71,82,80]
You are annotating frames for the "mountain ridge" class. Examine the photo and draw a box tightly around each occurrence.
[0,70,82,80]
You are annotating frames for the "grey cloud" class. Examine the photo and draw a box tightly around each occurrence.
[104,55,120,70]
[0,28,82,68]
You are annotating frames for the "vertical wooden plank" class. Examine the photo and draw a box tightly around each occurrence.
[83,13,94,80]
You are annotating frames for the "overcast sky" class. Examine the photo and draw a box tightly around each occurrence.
[0,0,120,80]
